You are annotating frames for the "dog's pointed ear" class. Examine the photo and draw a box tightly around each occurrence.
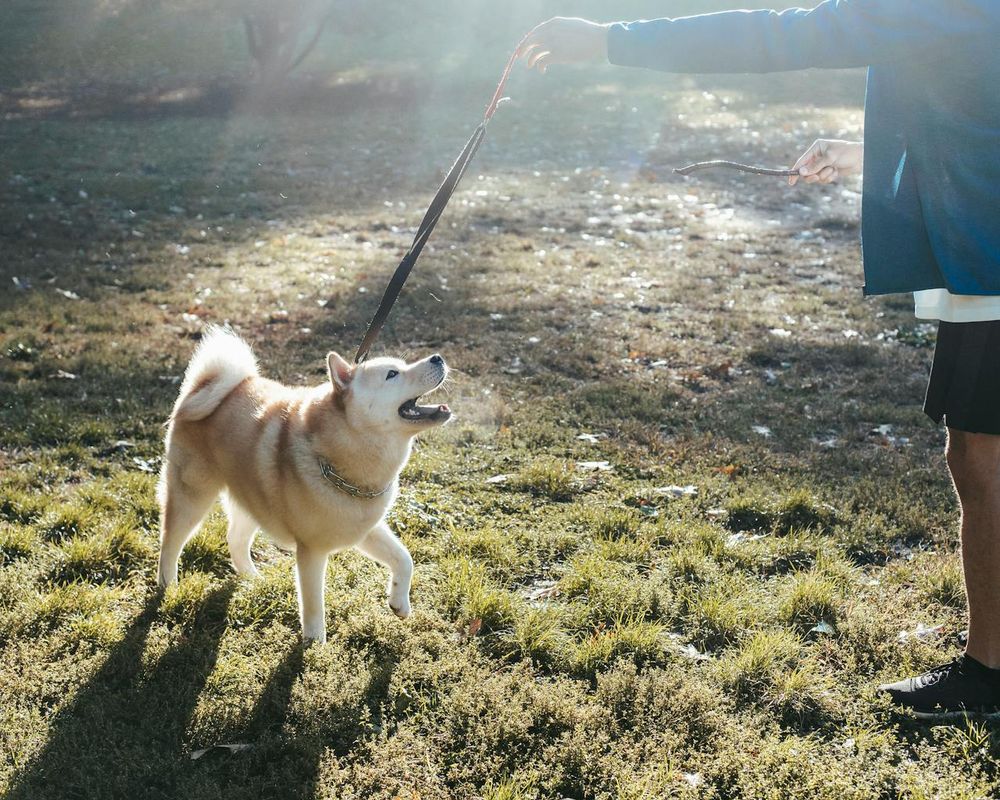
[326,351,354,390]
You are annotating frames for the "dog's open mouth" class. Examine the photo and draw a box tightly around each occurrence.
[398,397,451,423]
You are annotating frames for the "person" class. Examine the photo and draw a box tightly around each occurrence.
[516,3,1000,720]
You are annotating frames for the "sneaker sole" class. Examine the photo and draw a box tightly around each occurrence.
[911,708,1000,721]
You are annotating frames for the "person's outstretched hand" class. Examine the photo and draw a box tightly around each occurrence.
[517,17,610,73]
[789,139,864,186]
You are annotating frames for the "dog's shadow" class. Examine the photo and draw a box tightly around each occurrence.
[5,584,234,799]
[6,577,405,799]
[4,582,326,800]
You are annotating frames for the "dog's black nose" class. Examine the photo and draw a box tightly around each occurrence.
[430,354,443,365]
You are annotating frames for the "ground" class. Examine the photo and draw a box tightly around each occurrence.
[1,51,998,799]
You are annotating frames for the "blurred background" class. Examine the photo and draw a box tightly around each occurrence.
[0,0,866,274]
[4,2,810,87]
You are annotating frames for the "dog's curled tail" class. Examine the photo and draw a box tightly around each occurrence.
[171,325,258,422]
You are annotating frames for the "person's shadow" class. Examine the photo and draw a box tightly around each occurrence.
[4,582,319,800]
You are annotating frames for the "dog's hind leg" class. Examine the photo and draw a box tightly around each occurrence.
[295,546,329,643]
[222,495,260,578]
[355,522,413,620]
[157,462,219,588]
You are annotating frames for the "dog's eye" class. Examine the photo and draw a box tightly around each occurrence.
[386,369,399,380]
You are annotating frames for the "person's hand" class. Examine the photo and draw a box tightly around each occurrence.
[789,139,864,186]
[517,17,611,73]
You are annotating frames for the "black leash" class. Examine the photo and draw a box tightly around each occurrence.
[350,47,798,363]
[353,43,521,364]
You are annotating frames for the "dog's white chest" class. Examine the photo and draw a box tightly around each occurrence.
[281,482,395,551]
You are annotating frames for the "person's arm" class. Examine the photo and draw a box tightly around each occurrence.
[519,1,996,75]
[788,139,864,186]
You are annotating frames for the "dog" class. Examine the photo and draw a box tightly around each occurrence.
[157,326,451,642]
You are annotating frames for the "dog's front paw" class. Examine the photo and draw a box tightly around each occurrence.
[388,596,411,620]
[388,575,411,619]
[156,569,176,591]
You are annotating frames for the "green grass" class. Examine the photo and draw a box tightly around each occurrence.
[510,459,580,502]
[0,30,995,799]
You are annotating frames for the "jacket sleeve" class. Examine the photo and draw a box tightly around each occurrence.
[607,0,997,74]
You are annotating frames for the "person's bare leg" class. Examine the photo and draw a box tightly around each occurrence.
[946,428,1000,668]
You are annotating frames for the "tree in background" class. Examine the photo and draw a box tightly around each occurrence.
[237,0,335,83]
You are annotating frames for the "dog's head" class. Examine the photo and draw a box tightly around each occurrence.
[327,351,451,436]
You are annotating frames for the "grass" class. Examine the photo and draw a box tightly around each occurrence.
[0,22,996,799]
[510,459,580,502]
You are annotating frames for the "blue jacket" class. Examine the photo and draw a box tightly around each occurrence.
[607,1,1000,296]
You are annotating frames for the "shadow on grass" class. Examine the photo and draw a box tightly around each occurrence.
[5,576,390,799]
[0,73,426,122]
[181,643,326,800]
[5,584,237,800]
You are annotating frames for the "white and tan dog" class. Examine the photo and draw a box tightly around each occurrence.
[157,326,450,642]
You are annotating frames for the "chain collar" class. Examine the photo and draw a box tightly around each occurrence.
[318,459,393,499]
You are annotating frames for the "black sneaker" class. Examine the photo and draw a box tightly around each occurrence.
[878,655,1000,720]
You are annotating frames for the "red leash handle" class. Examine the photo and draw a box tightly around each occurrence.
[484,34,529,121]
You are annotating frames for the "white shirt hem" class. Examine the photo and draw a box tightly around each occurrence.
[913,289,1000,323]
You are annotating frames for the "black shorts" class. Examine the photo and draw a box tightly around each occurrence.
[924,320,1000,435]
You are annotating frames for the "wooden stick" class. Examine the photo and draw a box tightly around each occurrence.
[674,160,799,177]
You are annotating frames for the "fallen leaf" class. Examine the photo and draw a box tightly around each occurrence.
[682,772,704,788]
[897,623,944,644]
[678,644,710,662]
[503,356,523,375]
[190,743,253,760]
[653,485,698,498]
[809,620,836,636]
[99,440,134,456]
[522,580,560,604]
[867,424,910,448]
